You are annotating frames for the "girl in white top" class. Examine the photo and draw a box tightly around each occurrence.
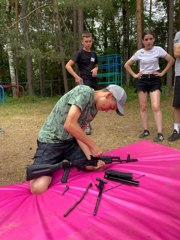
[124,30,174,142]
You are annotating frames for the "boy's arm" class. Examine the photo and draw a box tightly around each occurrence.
[65,59,82,84]
[64,104,102,157]
[91,64,98,77]
[174,43,180,58]
[76,139,105,171]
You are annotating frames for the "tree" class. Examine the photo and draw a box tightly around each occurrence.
[136,0,143,49]
[122,0,130,86]
[166,0,174,87]
[21,0,35,96]
[5,0,17,97]
[53,0,68,92]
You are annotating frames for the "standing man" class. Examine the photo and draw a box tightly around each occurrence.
[168,31,180,141]
[66,32,98,135]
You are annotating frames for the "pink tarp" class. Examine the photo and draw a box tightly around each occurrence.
[0,140,180,240]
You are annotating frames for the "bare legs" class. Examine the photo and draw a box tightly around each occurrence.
[173,107,180,125]
[138,90,162,134]
[138,91,149,130]
[149,90,162,133]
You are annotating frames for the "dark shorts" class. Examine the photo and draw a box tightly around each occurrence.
[173,76,180,108]
[135,75,161,93]
[81,76,98,90]
[31,139,88,176]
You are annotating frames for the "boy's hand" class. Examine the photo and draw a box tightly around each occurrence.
[85,160,105,171]
[91,68,98,77]
[90,145,103,158]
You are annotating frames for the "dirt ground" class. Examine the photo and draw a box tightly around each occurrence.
[0,97,179,186]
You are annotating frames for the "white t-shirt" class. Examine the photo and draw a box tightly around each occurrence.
[131,46,167,73]
[174,31,180,76]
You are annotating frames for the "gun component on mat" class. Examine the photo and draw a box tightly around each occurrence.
[62,185,69,195]
[104,170,139,186]
[64,183,92,217]
[93,178,108,216]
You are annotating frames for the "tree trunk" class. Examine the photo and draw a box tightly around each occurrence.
[122,0,130,86]
[166,0,174,88]
[73,8,78,51]
[5,0,16,97]
[5,41,16,97]
[136,0,143,49]
[53,0,68,93]
[15,0,19,87]
[77,8,84,49]
[21,0,34,96]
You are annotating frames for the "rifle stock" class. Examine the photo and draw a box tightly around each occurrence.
[26,161,72,181]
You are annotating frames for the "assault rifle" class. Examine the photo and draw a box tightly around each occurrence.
[26,154,138,183]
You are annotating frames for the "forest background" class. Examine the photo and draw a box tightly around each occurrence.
[0,0,180,97]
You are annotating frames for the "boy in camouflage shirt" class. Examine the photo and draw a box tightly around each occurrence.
[29,84,126,194]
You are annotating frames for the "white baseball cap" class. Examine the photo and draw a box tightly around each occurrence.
[106,84,127,116]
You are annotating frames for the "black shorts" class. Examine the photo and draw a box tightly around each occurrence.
[135,75,161,93]
[173,76,180,108]
[31,139,88,176]
[81,76,98,90]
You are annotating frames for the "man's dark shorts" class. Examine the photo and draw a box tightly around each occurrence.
[135,75,161,93]
[31,139,88,176]
[173,76,180,108]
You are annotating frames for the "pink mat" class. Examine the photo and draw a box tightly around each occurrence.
[0,140,180,240]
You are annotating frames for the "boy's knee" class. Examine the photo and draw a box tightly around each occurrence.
[30,176,52,194]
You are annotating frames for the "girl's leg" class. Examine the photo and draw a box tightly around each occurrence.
[149,90,162,133]
[138,91,149,130]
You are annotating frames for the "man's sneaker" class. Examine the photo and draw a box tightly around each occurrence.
[168,130,179,142]
[153,133,164,142]
[139,130,150,138]
[85,126,91,135]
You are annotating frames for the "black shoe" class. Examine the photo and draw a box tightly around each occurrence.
[168,130,179,142]
[153,133,164,142]
[139,130,150,138]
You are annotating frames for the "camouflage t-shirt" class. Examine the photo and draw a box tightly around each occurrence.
[38,85,97,143]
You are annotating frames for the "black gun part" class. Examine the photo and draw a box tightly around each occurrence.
[104,170,139,186]
[26,161,72,182]
[93,178,108,216]
[62,185,69,195]
[105,170,133,180]
[105,175,139,186]
[86,154,138,167]
[64,183,93,217]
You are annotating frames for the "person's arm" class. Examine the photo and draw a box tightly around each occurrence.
[63,104,102,157]
[65,59,82,84]
[76,139,105,171]
[91,64,98,77]
[153,54,175,77]
[174,43,180,58]
[124,59,142,78]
